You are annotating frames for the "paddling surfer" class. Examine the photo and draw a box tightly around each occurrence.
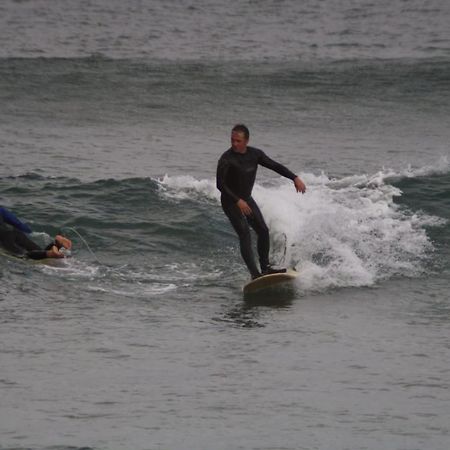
[0,207,72,260]
[216,124,306,279]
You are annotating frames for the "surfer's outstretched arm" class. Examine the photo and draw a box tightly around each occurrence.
[27,236,72,259]
[258,151,306,194]
[8,231,71,259]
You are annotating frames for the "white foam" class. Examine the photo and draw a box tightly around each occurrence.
[339,155,450,189]
[254,172,440,290]
[157,165,446,290]
[40,258,100,279]
[114,262,223,284]
[87,283,177,297]
[82,261,222,298]
[157,174,219,202]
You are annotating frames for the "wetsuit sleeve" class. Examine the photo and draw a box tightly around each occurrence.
[26,250,49,260]
[216,157,240,203]
[257,150,297,181]
[28,241,60,260]
[0,207,32,234]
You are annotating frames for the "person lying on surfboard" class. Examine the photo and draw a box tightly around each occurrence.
[216,124,306,280]
[0,207,72,260]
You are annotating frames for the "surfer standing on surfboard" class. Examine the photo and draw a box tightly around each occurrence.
[0,207,72,259]
[216,124,306,279]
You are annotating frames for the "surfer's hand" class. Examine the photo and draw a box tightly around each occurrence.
[294,176,306,194]
[46,245,65,258]
[237,199,252,216]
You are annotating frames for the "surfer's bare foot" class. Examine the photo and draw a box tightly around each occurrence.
[55,235,72,250]
[47,245,64,258]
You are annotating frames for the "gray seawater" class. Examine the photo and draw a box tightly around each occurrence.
[1,1,450,449]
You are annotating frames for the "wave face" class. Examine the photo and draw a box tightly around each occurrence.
[161,162,450,290]
[1,56,449,188]
[1,161,448,295]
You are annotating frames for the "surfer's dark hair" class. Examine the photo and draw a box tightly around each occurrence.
[232,124,250,140]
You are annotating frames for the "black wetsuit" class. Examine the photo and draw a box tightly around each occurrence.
[216,146,297,277]
[0,214,50,260]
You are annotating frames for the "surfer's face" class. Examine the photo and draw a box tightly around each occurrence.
[231,131,248,153]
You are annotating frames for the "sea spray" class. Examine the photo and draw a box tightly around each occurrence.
[159,166,444,290]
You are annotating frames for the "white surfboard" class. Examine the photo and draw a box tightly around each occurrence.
[243,269,299,294]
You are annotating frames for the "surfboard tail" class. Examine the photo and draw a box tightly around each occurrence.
[243,269,299,294]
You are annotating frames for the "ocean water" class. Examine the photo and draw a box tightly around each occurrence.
[1,1,450,449]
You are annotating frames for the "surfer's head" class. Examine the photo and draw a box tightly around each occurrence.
[231,124,249,153]
[232,124,249,140]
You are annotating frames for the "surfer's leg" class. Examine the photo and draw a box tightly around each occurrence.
[221,199,261,278]
[246,198,270,272]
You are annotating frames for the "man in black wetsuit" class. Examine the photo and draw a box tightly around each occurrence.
[0,207,72,259]
[216,124,306,279]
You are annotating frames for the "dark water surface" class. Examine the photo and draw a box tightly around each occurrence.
[1,1,449,449]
